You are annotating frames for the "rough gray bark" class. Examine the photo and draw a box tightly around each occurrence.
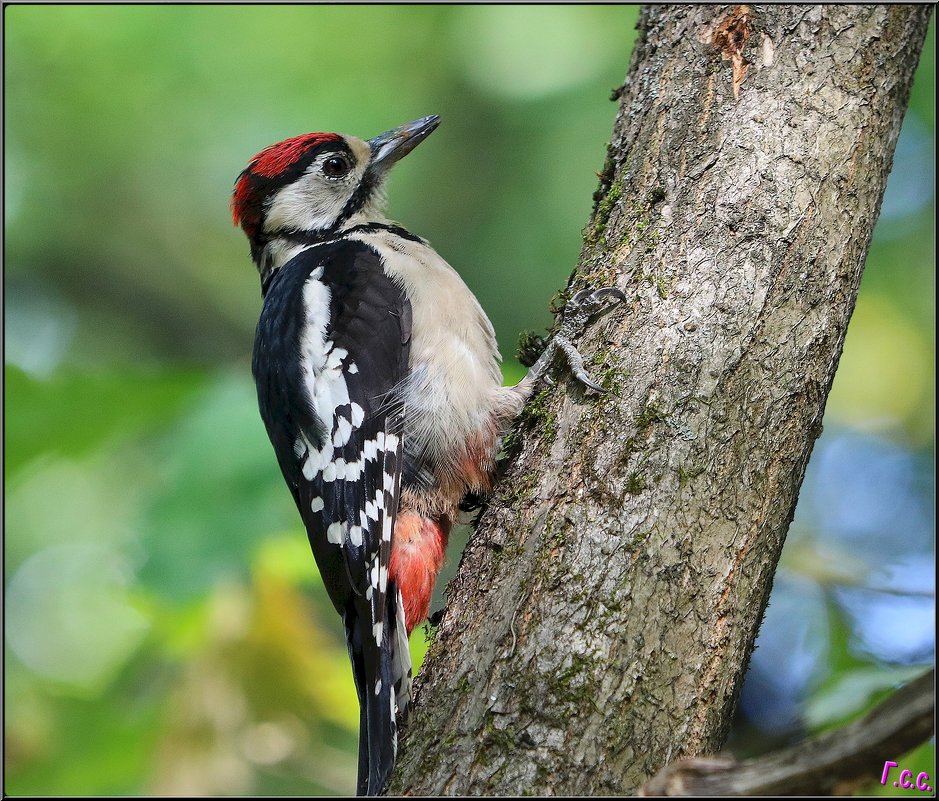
[391,4,931,795]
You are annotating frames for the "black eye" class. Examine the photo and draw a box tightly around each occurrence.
[323,155,351,178]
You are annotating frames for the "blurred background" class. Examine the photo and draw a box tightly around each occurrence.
[4,6,933,795]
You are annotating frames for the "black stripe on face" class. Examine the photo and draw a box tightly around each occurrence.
[334,164,380,228]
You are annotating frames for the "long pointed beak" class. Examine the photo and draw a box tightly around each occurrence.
[367,115,440,173]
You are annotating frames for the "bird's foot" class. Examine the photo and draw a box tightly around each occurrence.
[527,286,626,394]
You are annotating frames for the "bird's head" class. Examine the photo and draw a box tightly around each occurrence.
[232,115,439,269]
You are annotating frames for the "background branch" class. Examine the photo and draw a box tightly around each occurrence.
[642,669,935,796]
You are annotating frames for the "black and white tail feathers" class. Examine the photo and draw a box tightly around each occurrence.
[345,588,412,795]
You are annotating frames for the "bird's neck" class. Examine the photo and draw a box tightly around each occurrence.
[255,211,394,293]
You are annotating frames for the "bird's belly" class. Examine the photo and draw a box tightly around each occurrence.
[405,332,502,468]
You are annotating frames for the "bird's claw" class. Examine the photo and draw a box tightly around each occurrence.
[567,287,628,321]
[528,284,626,394]
[553,335,607,394]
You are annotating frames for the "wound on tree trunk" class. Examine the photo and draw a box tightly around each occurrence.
[391,5,931,795]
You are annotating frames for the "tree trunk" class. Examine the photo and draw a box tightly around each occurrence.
[391,4,931,795]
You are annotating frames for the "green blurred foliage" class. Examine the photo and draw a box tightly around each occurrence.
[3,6,933,795]
[4,4,636,370]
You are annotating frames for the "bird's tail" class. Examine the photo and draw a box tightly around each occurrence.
[346,587,412,796]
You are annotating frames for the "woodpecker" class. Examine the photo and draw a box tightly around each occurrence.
[232,116,620,795]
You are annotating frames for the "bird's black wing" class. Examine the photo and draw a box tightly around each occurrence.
[252,238,410,795]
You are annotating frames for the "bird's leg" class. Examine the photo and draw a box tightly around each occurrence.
[516,286,627,397]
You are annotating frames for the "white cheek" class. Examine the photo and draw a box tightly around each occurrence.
[265,178,349,232]
[263,157,372,234]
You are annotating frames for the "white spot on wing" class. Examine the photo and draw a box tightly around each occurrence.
[373,621,384,644]
[326,347,348,369]
[350,402,365,426]
[327,522,344,544]
[312,443,332,473]
[333,417,353,446]
[300,279,331,379]
[311,497,324,513]
[349,525,363,547]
